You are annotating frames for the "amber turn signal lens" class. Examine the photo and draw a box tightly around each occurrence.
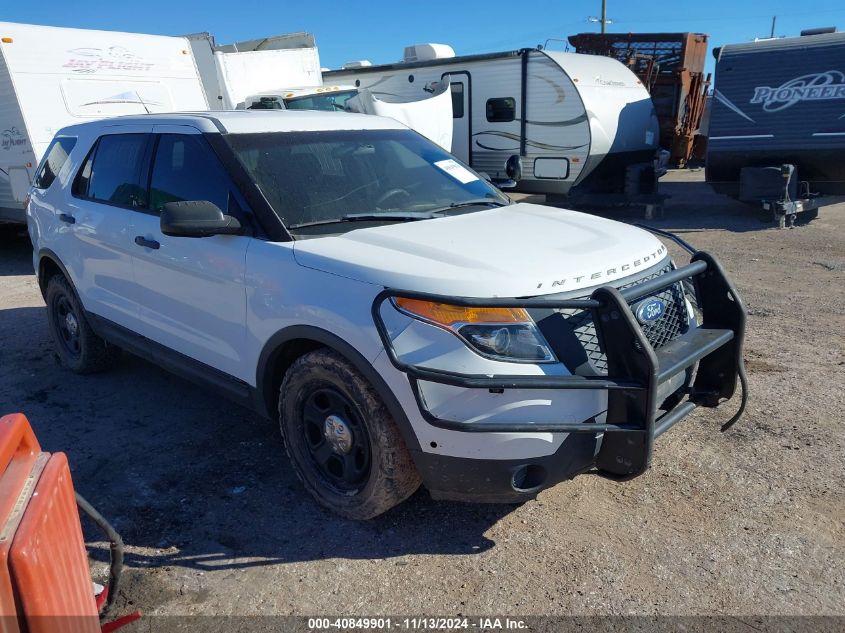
[394,297,530,327]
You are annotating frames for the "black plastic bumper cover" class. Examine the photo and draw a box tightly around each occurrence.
[372,251,747,480]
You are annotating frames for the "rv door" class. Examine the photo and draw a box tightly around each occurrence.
[444,72,470,163]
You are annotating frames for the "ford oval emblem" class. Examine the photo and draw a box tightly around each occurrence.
[635,297,666,324]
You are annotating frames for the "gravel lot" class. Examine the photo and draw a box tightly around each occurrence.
[0,169,842,621]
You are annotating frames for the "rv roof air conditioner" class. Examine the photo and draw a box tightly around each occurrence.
[343,60,372,70]
[403,44,456,63]
[800,27,837,36]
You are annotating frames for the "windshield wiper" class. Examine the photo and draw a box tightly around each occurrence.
[288,200,508,230]
[288,211,440,230]
[428,198,510,213]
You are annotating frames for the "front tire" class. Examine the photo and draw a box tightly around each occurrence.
[278,349,420,519]
[45,275,121,374]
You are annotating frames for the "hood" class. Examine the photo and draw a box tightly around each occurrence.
[292,203,668,298]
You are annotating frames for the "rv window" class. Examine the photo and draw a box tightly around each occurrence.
[82,134,149,208]
[451,83,465,119]
[34,137,77,190]
[149,134,232,214]
[486,98,516,123]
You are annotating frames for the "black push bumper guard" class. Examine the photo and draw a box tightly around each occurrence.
[372,250,748,477]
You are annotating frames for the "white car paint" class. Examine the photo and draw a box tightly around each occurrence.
[293,203,666,298]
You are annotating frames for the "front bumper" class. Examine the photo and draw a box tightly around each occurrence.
[373,251,747,495]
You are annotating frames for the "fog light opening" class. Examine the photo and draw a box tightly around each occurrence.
[511,464,547,492]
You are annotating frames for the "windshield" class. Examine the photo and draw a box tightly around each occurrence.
[283,90,358,112]
[226,129,508,234]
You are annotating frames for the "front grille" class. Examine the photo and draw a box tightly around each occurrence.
[555,265,690,374]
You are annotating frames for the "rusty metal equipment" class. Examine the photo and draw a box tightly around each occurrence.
[0,413,138,633]
[568,32,711,168]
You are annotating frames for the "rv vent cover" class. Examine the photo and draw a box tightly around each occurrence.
[343,60,373,69]
[403,43,456,63]
[800,26,837,36]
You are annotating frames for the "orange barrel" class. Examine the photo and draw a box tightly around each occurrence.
[0,413,99,633]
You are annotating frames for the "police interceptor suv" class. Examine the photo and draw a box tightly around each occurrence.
[27,112,747,519]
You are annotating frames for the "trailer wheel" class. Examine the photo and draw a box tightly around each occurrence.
[45,275,121,373]
[278,348,420,519]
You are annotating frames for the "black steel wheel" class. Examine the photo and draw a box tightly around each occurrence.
[279,348,420,519]
[52,293,82,358]
[301,386,371,493]
[45,275,121,373]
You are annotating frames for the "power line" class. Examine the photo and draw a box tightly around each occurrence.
[619,7,845,25]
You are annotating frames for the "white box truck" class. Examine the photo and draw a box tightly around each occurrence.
[189,32,453,150]
[0,22,208,223]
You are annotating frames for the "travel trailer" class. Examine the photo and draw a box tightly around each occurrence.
[707,29,845,225]
[325,45,662,199]
[0,22,208,223]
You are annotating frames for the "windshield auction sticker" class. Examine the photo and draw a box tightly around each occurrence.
[434,159,478,184]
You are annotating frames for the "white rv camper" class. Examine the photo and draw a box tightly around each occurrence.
[0,22,208,223]
[325,46,661,199]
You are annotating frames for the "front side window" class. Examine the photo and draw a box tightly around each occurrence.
[226,129,507,234]
[34,137,76,190]
[283,90,358,112]
[79,134,148,207]
[148,134,232,213]
[486,97,516,123]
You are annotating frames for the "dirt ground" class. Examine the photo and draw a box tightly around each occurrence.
[0,169,843,621]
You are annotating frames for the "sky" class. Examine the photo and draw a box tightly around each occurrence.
[4,0,845,76]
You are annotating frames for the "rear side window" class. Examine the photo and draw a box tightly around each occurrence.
[34,137,76,190]
[74,134,149,207]
[486,97,516,123]
[148,134,232,214]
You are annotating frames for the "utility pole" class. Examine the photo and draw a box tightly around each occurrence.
[588,2,611,33]
[601,0,608,34]
[770,15,776,38]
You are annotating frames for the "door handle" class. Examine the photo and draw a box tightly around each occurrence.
[58,213,76,224]
[134,236,160,250]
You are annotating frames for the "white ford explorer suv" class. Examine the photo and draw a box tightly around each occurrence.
[27,111,747,519]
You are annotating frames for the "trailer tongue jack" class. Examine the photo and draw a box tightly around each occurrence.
[760,164,824,229]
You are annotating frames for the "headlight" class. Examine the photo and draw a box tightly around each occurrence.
[393,297,555,363]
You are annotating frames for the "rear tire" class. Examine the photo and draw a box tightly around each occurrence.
[45,275,121,374]
[278,348,420,519]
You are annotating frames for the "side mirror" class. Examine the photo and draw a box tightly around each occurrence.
[160,200,241,238]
